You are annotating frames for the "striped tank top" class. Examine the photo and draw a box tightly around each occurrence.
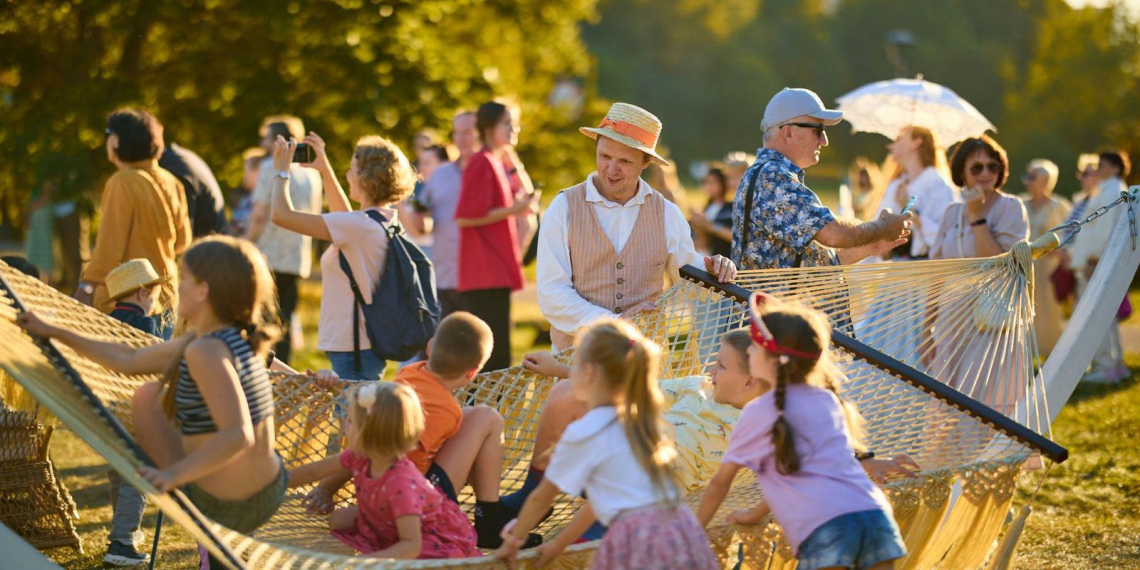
[175,328,274,435]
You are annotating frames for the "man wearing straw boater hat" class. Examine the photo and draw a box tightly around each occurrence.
[536,102,737,351]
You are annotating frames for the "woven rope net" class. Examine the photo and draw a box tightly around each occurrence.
[0,242,1061,569]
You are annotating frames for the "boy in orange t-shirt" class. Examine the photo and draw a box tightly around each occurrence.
[307,312,536,549]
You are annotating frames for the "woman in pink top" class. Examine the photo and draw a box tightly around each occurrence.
[269,133,417,381]
[454,101,538,371]
[697,294,906,570]
[289,382,480,559]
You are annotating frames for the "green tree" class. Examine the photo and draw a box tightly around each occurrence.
[0,0,603,233]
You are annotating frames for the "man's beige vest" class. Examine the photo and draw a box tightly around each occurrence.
[550,183,669,351]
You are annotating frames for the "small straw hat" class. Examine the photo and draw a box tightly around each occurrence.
[580,103,669,166]
[105,258,168,304]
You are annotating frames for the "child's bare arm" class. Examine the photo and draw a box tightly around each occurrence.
[287,455,346,488]
[522,351,571,378]
[536,502,596,565]
[493,479,561,563]
[371,515,422,559]
[697,461,743,527]
[729,499,771,525]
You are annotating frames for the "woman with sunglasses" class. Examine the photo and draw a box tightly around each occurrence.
[931,135,1029,261]
[926,136,1030,413]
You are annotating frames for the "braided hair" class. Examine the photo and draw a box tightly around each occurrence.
[764,304,867,475]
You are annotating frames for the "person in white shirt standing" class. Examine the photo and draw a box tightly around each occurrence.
[858,126,957,365]
[536,102,736,352]
[874,126,958,261]
[1068,150,1131,383]
[245,116,324,366]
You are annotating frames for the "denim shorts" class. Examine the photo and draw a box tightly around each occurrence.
[325,350,385,381]
[797,509,907,570]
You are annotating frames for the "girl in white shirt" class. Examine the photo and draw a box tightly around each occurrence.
[493,319,718,569]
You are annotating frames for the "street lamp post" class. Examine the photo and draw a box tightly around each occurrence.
[885,29,916,78]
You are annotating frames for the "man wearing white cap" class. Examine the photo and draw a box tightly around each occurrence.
[733,88,911,270]
[537,102,737,351]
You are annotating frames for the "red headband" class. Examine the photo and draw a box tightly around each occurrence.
[598,118,657,147]
[748,293,822,361]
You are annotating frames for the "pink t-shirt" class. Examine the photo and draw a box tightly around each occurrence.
[317,208,393,352]
[333,452,481,559]
[723,385,891,552]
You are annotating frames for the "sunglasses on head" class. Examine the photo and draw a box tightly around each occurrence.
[749,294,822,361]
[968,162,1001,176]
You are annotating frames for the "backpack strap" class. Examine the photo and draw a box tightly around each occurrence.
[739,170,760,258]
[338,209,395,375]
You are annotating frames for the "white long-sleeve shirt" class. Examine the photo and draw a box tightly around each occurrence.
[1069,177,1128,271]
[537,174,705,335]
[874,166,959,257]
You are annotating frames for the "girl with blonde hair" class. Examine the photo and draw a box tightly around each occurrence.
[288,382,481,559]
[494,319,718,569]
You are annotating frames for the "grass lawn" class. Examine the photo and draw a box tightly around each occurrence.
[34,277,1140,568]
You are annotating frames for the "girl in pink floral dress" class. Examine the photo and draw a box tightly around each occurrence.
[288,383,480,559]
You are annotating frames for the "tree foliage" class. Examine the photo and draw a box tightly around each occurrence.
[0,0,603,231]
[586,0,1140,192]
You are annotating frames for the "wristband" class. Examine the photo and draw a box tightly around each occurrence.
[855,451,876,461]
[970,218,987,227]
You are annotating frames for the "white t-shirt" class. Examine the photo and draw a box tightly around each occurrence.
[545,405,681,525]
[251,158,324,276]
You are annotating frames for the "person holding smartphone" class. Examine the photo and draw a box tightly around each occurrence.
[927,135,1030,414]
[245,117,324,366]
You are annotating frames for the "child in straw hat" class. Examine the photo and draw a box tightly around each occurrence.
[105,258,166,336]
[101,258,165,566]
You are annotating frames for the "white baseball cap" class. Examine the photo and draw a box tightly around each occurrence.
[761,88,844,131]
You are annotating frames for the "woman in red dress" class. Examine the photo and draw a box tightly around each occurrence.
[454,101,537,371]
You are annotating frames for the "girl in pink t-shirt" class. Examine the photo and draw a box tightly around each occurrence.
[697,293,906,570]
[288,383,480,559]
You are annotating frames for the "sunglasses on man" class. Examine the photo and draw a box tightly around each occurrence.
[782,122,827,138]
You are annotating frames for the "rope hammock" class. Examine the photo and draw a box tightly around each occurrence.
[0,235,1070,570]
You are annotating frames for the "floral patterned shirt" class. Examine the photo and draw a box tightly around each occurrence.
[731,149,839,269]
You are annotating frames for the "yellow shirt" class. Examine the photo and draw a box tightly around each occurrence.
[660,376,741,493]
[83,161,191,311]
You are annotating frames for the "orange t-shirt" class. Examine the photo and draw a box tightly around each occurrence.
[393,362,463,474]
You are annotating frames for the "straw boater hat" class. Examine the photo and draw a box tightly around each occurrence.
[580,103,670,166]
[105,258,168,304]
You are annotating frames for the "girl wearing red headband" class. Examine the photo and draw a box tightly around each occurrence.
[696,293,907,570]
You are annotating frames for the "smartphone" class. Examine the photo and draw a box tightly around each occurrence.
[901,195,917,214]
[292,143,314,163]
